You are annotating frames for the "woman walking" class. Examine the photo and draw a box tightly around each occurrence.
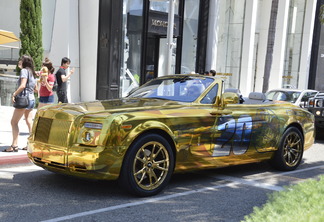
[38,58,55,109]
[3,55,37,152]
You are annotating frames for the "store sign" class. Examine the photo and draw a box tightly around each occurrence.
[148,11,179,36]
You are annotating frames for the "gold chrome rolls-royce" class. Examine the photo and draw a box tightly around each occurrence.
[27,74,315,196]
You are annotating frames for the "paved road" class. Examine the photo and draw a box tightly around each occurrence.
[1,139,323,222]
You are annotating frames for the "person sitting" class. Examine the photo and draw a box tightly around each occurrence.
[187,85,202,100]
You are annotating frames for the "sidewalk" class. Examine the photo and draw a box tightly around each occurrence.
[0,106,34,166]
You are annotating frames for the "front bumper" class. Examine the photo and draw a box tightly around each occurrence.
[27,141,125,180]
[308,108,324,128]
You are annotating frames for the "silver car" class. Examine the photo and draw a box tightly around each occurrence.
[266,89,318,107]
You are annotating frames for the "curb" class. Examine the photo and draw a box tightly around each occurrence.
[0,154,30,166]
[0,106,35,167]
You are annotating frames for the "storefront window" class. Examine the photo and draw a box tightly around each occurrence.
[181,0,199,74]
[121,0,143,97]
[215,0,246,89]
[282,0,306,89]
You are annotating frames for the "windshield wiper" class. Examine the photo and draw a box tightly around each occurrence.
[146,97,170,100]
[173,76,193,83]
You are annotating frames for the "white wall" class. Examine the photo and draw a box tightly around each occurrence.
[42,0,56,54]
[48,0,80,103]
[47,0,99,103]
[268,0,289,91]
[253,0,272,92]
[206,0,219,71]
[79,0,99,102]
[239,0,258,95]
[0,0,20,48]
[298,0,317,89]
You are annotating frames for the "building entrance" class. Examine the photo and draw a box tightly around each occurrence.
[144,36,177,83]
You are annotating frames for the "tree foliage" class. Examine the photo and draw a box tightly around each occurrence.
[19,0,43,71]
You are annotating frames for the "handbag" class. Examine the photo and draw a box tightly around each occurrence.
[13,70,30,109]
[52,75,58,91]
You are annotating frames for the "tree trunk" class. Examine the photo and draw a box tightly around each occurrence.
[262,0,279,93]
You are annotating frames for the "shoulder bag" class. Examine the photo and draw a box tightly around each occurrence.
[13,71,30,109]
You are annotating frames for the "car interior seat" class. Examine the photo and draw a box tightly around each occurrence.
[244,92,266,104]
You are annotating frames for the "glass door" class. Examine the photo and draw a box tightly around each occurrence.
[158,37,177,77]
[144,36,177,82]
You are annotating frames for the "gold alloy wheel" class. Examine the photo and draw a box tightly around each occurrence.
[283,131,302,167]
[133,141,170,191]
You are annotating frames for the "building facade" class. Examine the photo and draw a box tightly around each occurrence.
[309,0,324,91]
[0,0,322,104]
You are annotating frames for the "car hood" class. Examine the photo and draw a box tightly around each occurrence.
[40,98,186,116]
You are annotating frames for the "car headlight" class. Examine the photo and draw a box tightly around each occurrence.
[316,110,321,116]
[315,99,323,107]
[82,131,94,143]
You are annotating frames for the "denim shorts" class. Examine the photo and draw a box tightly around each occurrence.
[26,99,35,110]
[39,95,54,104]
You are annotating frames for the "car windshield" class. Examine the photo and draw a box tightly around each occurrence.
[266,91,301,103]
[128,76,214,102]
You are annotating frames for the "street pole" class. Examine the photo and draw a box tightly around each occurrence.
[165,0,175,76]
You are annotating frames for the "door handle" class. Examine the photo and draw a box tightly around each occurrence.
[210,110,232,115]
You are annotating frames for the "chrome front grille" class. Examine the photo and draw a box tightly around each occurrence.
[34,117,72,147]
[34,117,52,143]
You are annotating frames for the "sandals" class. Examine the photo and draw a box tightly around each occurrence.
[2,145,19,152]
[22,147,28,150]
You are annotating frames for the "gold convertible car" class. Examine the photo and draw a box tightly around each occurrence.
[28,74,315,196]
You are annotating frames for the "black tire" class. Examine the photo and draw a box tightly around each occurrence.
[119,134,174,197]
[270,127,304,171]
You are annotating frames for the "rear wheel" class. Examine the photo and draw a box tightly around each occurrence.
[119,134,174,196]
[270,127,303,171]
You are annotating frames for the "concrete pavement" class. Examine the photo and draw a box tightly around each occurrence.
[0,105,34,166]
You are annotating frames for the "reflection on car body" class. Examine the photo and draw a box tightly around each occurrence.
[27,74,315,196]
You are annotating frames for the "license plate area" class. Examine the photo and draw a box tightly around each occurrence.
[32,147,66,165]
[42,149,66,164]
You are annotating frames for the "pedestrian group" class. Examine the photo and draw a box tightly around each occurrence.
[3,55,75,152]
[3,56,213,152]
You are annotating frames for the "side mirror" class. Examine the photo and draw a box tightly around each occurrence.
[222,92,239,105]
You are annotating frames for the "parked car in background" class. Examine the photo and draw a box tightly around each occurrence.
[266,89,318,108]
[27,75,315,196]
[307,92,324,131]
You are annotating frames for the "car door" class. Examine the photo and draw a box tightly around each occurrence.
[210,105,281,161]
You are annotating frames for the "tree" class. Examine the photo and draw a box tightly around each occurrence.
[262,0,279,93]
[19,0,43,71]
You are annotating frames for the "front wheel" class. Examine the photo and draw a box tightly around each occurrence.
[119,134,174,197]
[270,127,304,171]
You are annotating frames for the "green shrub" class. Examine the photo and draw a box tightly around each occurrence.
[243,175,324,222]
